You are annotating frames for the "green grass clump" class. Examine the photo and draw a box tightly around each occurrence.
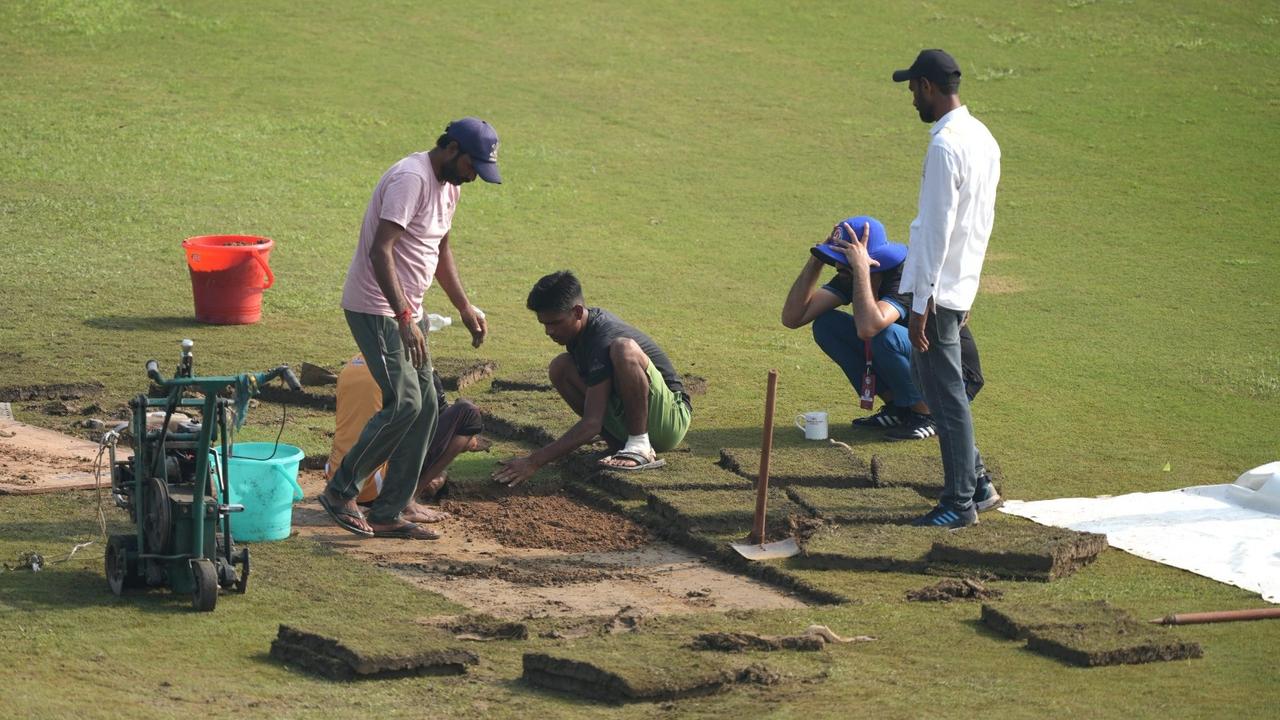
[434,357,498,391]
[719,445,870,487]
[1024,621,1203,667]
[980,599,1136,640]
[786,485,932,524]
[796,523,944,572]
[868,453,946,493]
[471,388,581,448]
[647,488,799,534]
[927,517,1109,580]
[590,452,751,500]
[522,638,736,702]
[270,623,478,679]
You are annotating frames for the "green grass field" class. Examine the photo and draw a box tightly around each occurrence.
[2,0,1278,717]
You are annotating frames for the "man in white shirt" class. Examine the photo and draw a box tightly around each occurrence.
[318,117,499,540]
[893,50,1002,528]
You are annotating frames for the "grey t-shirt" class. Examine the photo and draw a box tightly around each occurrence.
[568,308,689,406]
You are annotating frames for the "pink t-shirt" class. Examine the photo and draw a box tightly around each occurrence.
[341,152,460,320]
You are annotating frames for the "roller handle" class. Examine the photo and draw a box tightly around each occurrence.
[145,360,164,384]
[281,367,302,392]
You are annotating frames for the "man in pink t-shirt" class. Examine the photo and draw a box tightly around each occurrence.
[318,117,501,541]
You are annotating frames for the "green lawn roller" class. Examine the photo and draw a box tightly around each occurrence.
[105,339,300,611]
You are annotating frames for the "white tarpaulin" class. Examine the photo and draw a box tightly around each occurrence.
[1001,482,1280,604]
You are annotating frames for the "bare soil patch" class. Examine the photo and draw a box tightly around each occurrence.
[440,494,650,553]
[292,471,805,619]
[0,419,99,494]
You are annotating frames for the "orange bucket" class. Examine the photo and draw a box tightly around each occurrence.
[182,235,275,325]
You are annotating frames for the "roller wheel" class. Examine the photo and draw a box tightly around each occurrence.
[143,477,172,553]
[191,559,218,612]
[105,534,135,596]
[234,547,250,594]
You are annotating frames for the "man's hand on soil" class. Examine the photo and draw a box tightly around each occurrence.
[493,455,539,487]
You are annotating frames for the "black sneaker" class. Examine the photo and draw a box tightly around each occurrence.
[885,412,937,441]
[974,476,1003,512]
[852,404,907,429]
[909,503,978,528]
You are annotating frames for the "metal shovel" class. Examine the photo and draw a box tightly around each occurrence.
[732,369,800,560]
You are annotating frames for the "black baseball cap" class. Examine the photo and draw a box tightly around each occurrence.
[892,49,962,85]
[445,117,501,184]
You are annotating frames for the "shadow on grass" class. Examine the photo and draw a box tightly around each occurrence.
[0,566,197,615]
[83,315,198,332]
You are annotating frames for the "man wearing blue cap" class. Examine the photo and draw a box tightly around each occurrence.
[893,49,1002,528]
[318,117,501,540]
[781,217,987,443]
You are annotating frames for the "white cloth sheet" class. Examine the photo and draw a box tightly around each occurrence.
[1001,485,1280,603]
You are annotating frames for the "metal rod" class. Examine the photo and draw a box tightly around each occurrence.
[1151,607,1280,625]
[751,369,779,544]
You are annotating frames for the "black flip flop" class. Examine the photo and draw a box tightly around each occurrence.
[318,493,374,537]
[372,521,439,540]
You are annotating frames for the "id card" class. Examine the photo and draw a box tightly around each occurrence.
[860,366,876,410]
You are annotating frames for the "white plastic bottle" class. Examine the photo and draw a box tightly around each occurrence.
[426,314,452,333]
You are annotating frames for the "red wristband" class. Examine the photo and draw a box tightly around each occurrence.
[395,309,413,325]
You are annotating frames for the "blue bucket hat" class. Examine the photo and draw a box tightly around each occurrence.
[445,117,501,184]
[810,215,907,273]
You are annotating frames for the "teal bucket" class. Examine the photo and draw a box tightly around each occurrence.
[217,442,305,542]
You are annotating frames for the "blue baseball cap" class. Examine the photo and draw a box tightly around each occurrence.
[445,117,501,184]
[810,216,907,273]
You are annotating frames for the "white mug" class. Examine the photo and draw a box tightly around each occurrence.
[794,411,829,440]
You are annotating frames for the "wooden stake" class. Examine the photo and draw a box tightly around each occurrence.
[751,369,778,544]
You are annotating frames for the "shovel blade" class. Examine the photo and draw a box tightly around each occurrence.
[730,537,800,560]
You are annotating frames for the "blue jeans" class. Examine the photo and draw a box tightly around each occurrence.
[911,308,980,510]
[812,309,923,408]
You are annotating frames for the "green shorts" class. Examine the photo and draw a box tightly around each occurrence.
[601,361,692,452]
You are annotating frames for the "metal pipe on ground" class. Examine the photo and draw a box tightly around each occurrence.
[1151,607,1280,625]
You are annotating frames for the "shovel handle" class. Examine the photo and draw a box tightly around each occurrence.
[752,369,778,544]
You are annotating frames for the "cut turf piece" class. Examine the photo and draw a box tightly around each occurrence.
[474,389,580,447]
[434,357,498,391]
[647,487,800,534]
[523,647,736,703]
[906,578,1002,602]
[869,454,1004,495]
[438,614,529,641]
[719,446,871,488]
[254,383,336,411]
[980,600,1137,640]
[1024,620,1203,667]
[589,452,752,501]
[927,521,1108,581]
[269,625,478,681]
[691,632,825,652]
[794,523,943,572]
[489,367,553,392]
[786,485,933,524]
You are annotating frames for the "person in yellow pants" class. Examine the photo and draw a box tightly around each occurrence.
[326,354,488,525]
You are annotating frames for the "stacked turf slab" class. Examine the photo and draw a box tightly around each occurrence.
[522,647,736,703]
[786,485,933,524]
[794,523,945,573]
[270,625,478,680]
[981,601,1202,667]
[927,518,1109,580]
[718,445,869,487]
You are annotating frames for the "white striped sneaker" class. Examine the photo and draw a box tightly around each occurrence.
[852,404,908,428]
[885,412,936,441]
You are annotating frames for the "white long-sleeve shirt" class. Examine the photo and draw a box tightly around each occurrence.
[900,106,1001,314]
